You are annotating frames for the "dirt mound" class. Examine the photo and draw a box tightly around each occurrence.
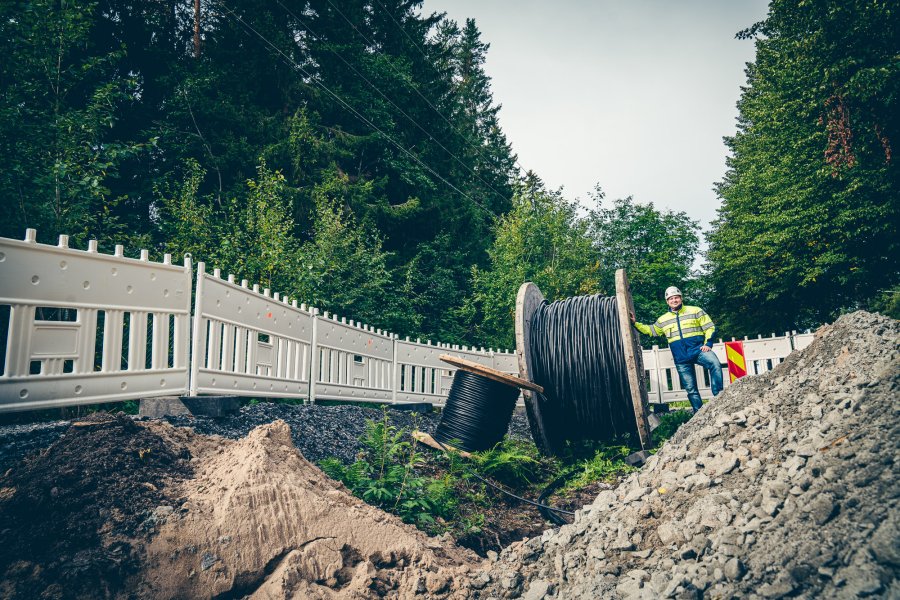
[0,412,193,600]
[475,311,899,598]
[134,419,480,599]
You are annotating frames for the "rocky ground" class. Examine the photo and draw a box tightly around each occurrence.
[472,311,899,599]
[0,310,896,599]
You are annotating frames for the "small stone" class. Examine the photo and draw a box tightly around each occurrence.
[486,550,499,562]
[522,579,552,600]
[615,577,643,598]
[470,573,491,590]
[624,487,651,503]
[632,548,653,559]
[804,493,837,525]
[724,557,745,580]
[500,572,522,591]
[758,576,795,598]
[200,552,217,571]
[870,516,900,566]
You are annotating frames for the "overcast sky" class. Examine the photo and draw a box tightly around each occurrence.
[419,0,770,232]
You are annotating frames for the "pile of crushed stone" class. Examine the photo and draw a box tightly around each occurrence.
[473,310,899,599]
[0,413,192,600]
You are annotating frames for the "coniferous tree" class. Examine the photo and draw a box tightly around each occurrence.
[706,0,899,334]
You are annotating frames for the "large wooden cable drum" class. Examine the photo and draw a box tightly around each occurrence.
[515,270,651,456]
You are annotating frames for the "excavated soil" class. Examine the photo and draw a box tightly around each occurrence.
[474,310,899,599]
[0,412,193,599]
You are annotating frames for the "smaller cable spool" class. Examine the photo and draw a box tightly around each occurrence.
[433,355,542,453]
[433,370,519,452]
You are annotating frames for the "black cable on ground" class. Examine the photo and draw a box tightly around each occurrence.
[527,294,636,456]
[434,370,519,452]
[537,469,580,525]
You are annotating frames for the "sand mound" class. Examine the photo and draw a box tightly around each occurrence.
[134,420,479,599]
[475,310,899,599]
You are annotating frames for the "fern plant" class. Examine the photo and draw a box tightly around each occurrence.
[472,437,548,487]
[318,409,447,528]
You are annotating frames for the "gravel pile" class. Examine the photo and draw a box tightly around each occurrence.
[0,403,532,472]
[475,311,899,599]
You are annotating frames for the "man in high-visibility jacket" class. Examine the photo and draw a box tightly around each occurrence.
[630,286,723,413]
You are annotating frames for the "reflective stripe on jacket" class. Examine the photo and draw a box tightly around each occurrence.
[634,305,716,364]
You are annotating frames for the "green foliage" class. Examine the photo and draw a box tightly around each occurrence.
[295,172,399,326]
[561,444,635,492]
[0,0,150,248]
[319,410,457,528]
[472,437,546,487]
[465,174,602,348]
[706,0,899,335]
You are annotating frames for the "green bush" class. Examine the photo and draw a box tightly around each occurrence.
[561,444,635,492]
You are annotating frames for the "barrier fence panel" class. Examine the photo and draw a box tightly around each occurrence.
[310,313,394,403]
[189,264,312,398]
[394,340,496,405]
[740,333,793,376]
[0,232,828,413]
[0,230,191,412]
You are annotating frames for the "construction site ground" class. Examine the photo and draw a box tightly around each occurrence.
[0,310,896,599]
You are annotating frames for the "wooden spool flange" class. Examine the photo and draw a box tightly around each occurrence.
[513,274,652,452]
[439,354,543,393]
[615,269,652,450]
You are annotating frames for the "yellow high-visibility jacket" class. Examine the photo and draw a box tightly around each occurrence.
[634,305,716,364]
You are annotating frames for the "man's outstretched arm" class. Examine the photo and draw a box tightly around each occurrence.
[630,311,660,336]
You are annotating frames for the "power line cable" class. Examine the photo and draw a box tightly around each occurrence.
[273,0,512,207]
[216,1,499,220]
[370,0,530,176]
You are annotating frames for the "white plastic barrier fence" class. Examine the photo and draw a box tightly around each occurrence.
[311,312,394,403]
[644,333,796,405]
[0,231,822,413]
[0,230,191,412]
[189,263,312,398]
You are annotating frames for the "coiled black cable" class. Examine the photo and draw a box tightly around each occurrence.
[434,370,519,452]
[527,294,635,456]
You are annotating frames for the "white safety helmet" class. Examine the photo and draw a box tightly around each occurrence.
[664,286,682,300]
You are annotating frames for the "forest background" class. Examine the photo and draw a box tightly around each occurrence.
[1,0,897,350]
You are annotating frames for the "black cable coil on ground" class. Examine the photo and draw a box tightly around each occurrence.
[433,369,520,452]
[527,294,636,456]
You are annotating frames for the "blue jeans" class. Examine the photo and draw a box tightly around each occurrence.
[675,351,724,412]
